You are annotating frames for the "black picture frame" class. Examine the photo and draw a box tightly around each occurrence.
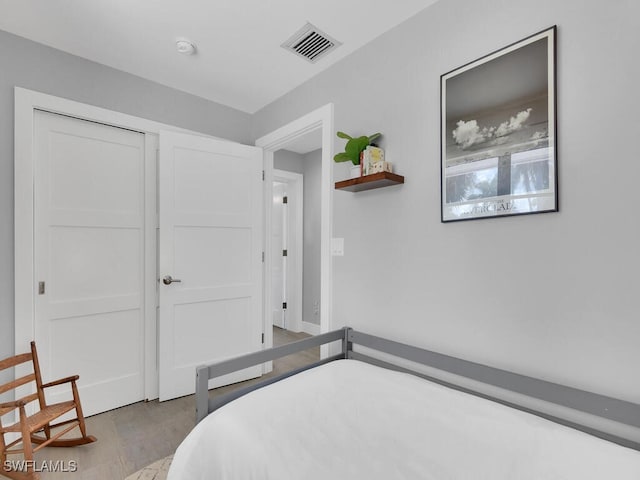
[440,26,557,222]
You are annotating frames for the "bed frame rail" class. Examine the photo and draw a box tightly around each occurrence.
[196,327,640,449]
[196,328,348,423]
[348,330,640,450]
[349,331,640,428]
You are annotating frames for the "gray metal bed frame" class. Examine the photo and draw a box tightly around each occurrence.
[196,327,640,450]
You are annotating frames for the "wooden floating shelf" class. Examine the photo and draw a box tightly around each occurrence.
[335,172,405,192]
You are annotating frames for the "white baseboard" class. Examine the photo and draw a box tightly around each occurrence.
[301,321,321,336]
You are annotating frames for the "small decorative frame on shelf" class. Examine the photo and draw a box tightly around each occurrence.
[335,172,404,192]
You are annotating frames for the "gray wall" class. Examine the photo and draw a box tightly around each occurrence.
[252,0,640,408]
[274,149,323,326]
[274,149,305,175]
[0,30,251,361]
[302,149,322,326]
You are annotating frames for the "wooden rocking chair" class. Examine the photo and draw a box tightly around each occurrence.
[0,342,96,480]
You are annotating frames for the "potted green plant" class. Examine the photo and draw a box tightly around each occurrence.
[334,131,381,178]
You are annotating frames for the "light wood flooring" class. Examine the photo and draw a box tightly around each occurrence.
[28,327,317,479]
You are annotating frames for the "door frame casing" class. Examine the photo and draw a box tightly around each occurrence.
[272,169,303,333]
[255,104,334,360]
[14,87,212,402]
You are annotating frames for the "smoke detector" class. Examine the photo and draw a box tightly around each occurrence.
[176,37,197,55]
[281,22,342,63]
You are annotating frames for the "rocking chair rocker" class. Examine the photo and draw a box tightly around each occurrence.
[0,341,96,480]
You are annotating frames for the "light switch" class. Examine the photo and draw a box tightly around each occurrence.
[331,237,344,256]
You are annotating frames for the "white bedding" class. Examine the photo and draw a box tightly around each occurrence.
[168,360,640,479]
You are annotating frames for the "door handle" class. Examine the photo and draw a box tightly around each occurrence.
[162,275,182,285]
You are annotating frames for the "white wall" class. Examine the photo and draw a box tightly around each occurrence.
[252,0,640,410]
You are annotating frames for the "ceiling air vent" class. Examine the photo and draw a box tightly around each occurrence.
[281,22,342,64]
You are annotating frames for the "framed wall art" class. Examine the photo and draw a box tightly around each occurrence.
[441,26,557,222]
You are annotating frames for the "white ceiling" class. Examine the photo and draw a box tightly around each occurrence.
[0,0,440,113]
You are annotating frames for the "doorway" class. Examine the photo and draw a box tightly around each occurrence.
[271,169,303,332]
[256,103,334,360]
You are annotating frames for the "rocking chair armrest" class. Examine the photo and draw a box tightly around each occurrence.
[0,399,26,409]
[41,374,79,388]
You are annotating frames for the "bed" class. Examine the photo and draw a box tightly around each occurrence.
[168,328,640,479]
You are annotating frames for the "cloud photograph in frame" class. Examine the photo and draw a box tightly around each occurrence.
[441,26,557,222]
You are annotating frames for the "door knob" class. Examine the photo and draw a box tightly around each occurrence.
[162,275,182,285]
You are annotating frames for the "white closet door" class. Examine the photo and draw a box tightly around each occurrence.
[158,131,263,401]
[34,110,145,416]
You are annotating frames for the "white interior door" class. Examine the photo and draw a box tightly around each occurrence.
[158,131,264,401]
[271,182,286,329]
[34,110,145,416]
[272,170,304,333]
